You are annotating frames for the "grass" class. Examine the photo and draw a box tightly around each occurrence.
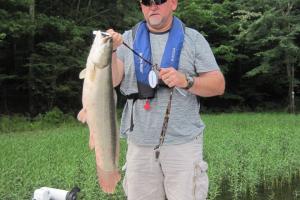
[204,113,300,199]
[0,123,127,200]
[0,113,299,199]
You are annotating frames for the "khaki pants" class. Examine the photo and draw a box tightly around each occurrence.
[123,135,209,200]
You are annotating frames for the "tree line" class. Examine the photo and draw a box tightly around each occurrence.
[0,0,299,116]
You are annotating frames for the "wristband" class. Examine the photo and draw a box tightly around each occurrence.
[184,74,194,90]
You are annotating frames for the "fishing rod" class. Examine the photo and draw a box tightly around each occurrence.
[97,31,154,66]
[97,31,187,96]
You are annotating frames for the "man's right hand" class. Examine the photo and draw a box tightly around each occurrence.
[106,29,123,51]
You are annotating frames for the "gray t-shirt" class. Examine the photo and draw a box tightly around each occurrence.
[116,26,219,146]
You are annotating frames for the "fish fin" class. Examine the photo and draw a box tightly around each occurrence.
[89,129,95,150]
[79,69,86,79]
[77,108,87,123]
[97,168,121,194]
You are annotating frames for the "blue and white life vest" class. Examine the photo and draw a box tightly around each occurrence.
[132,16,185,99]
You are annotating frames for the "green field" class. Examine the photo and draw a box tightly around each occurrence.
[0,113,299,200]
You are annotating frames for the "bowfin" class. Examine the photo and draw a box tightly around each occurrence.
[89,129,95,150]
[97,169,121,194]
[95,147,121,194]
[79,69,86,79]
[90,66,96,81]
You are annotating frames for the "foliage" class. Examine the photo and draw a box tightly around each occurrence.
[0,0,299,114]
[231,0,300,111]
[24,14,87,113]
[0,107,77,134]
[204,113,300,199]
[0,114,299,199]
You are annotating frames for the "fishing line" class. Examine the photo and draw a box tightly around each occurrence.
[121,41,178,159]
[99,31,181,159]
[121,41,186,97]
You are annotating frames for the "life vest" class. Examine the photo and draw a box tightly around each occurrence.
[129,16,185,99]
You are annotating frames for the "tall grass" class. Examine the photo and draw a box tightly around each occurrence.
[0,113,299,199]
[204,113,300,199]
[0,125,127,200]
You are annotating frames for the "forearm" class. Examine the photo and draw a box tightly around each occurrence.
[111,52,124,87]
[188,70,225,97]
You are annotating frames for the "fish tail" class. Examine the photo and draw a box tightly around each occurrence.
[95,147,121,193]
[97,168,121,194]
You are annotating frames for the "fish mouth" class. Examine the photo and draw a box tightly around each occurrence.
[102,35,112,43]
[102,36,112,44]
[99,32,112,43]
[100,32,110,37]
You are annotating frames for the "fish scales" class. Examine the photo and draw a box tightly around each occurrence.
[77,31,120,194]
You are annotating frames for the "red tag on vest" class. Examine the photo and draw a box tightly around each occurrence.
[144,99,151,110]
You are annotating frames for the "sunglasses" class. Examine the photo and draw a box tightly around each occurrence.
[140,0,167,6]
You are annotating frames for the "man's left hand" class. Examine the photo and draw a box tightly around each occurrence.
[159,67,187,88]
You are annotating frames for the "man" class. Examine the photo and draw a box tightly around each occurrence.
[107,0,225,199]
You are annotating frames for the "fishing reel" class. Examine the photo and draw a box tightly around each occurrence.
[32,186,80,200]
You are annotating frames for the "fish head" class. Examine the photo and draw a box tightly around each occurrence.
[89,31,113,69]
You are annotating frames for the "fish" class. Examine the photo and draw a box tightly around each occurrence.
[77,31,120,194]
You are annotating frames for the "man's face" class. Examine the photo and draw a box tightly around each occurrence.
[140,0,178,31]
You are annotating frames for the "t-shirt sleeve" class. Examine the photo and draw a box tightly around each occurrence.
[194,32,220,73]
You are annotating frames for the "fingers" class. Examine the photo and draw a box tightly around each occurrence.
[106,29,123,50]
[160,68,173,87]
[159,67,174,79]
[161,73,176,87]
[159,67,185,88]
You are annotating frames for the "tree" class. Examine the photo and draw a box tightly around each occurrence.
[238,0,300,112]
